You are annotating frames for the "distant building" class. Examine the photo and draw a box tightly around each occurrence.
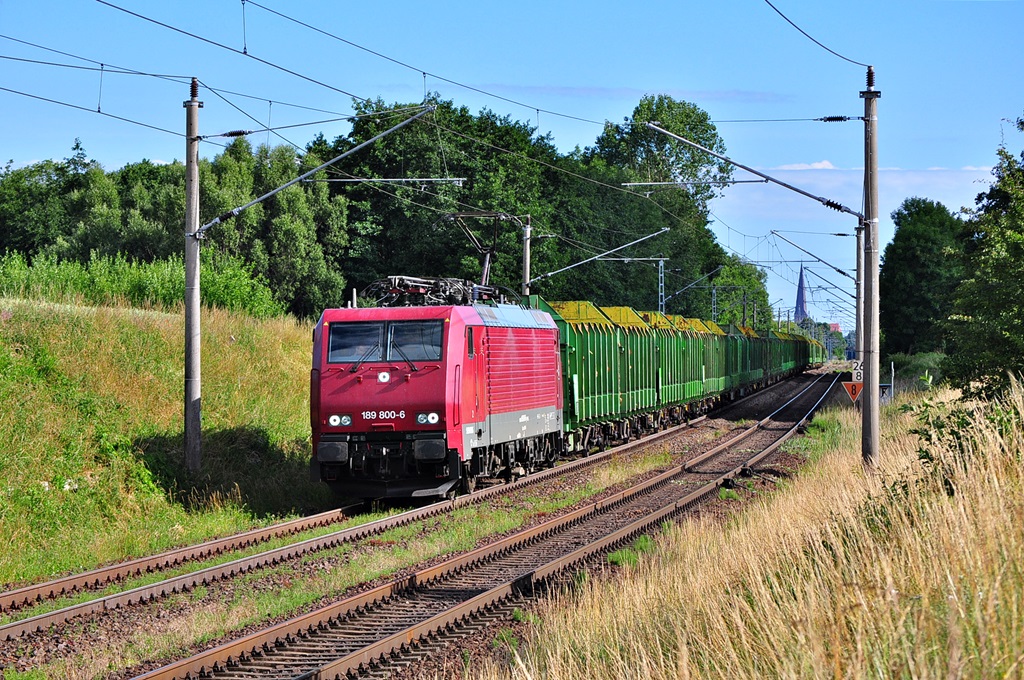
[794,266,809,323]
[830,323,841,333]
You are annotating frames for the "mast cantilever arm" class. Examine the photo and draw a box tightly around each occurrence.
[644,122,864,223]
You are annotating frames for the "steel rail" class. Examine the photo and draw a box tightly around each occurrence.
[0,414,703,641]
[682,372,833,472]
[0,505,359,613]
[131,374,838,680]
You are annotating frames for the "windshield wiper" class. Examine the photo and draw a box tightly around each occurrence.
[349,341,381,373]
[390,342,420,372]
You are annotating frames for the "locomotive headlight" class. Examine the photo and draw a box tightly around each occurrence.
[426,412,439,424]
[416,413,428,425]
[340,414,353,426]
[328,414,352,427]
[416,412,440,425]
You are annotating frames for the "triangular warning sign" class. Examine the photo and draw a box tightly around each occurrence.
[842,381,863,403]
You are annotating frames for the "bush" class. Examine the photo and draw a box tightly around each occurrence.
[887,351,946,390]
[0,251,284,317]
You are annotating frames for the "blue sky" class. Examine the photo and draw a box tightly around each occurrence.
[2,0,1022,328]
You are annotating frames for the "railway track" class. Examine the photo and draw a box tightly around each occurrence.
[129,372,839,680]
[0,506,363,615]
[1,402,714,641]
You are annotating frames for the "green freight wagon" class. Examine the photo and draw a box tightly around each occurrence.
[725,324,768,394]
[641,311,724,419]
[527,297,632,451]
[599,306,658,427]
[687,318,728,402]
[641,311,692,415]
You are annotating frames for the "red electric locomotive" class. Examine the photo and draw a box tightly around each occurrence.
[310,277,563,499]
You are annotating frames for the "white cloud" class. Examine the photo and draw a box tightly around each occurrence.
[773,160,838,171]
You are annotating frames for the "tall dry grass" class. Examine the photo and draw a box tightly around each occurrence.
[477,385,1024,679]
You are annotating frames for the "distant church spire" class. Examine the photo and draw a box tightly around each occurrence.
[795,266,809,323]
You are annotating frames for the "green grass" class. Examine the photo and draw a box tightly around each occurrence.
[607,534,657,568]
[0,251,284,318]
[0,296,331,586]
[718,486,741,501]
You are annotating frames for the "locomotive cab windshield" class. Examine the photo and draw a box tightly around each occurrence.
[328,320,443,365]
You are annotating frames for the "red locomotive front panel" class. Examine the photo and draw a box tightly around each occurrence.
[311,301,564,500]
[311,306,458,499]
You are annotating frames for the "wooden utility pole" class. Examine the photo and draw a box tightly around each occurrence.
[184,78,203,474]
[861,67,881,469]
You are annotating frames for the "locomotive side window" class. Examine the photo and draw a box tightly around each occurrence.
[387,321,443,362]
[467,327,475,358]
[328,322,383,363]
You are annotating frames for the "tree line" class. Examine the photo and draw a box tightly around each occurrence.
[0,94,771,327]
[879,111,1024,396]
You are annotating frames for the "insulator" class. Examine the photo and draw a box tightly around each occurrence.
[190,78,199,100]
[823,199,845,213]
[819,116,850,123]
[866,67,875,89]
[222,130,250,138]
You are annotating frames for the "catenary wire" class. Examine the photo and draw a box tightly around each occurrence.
[95,0,369,103]
[243,0,604,128]
[0,84,226,149]
[762,0,870,68]
[0,33,360,119]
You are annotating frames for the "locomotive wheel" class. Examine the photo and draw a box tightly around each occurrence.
[460,463,477,494]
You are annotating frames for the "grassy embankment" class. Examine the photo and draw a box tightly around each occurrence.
[476,385,1024,679]
[0,292,332,586]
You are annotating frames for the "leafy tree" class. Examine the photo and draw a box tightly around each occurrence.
[710,256,771,328]
[49,164,123,260]
[879,197,964,356]
[590,94,732,214]
[0,160,69,255]
[251,144,347,316]
[576,95,732,315]
[328,96,552,294]
[943,114,1024,396]
[112,159,186,261]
